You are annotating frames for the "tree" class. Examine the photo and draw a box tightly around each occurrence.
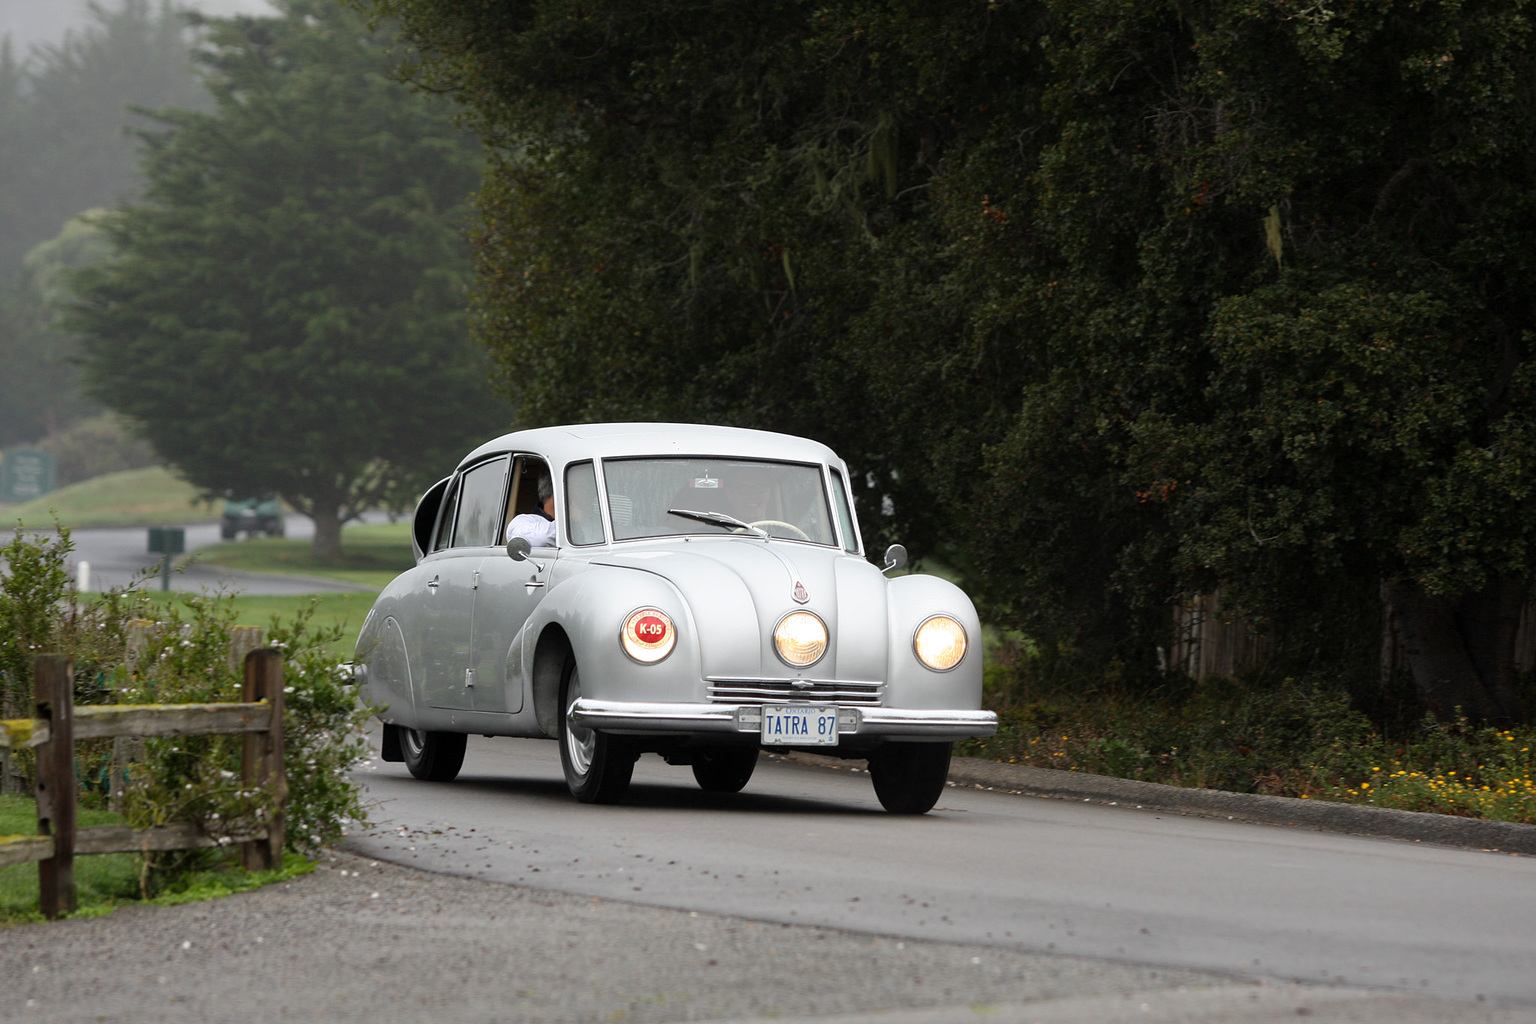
[0,0,209,279]
[363,0,1536,722]
[68,0,505,558]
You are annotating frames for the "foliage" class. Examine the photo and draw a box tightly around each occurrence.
[96,588,373,862]
[33,412,158,488]
[359,0,1536,716]
[67,0,506,559]
[0,528,374,895]
[962,651,1536,824]
[0,0,208,280]
[0,216,114,449]
[0,523,74,718]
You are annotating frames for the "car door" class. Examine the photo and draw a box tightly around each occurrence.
[421,455,510,710]
[470,454,557,714]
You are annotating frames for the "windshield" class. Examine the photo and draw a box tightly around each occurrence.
[602,458,836,545]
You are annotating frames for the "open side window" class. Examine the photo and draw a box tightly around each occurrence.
[503,455,553,543]
[450,456,511,548]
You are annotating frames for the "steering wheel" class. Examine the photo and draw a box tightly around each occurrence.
[749,519,811,542]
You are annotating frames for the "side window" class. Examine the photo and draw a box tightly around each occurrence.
[829,469,860,554]
[431,475,461,552]
[565,461,604,546]
[450,456,510,548]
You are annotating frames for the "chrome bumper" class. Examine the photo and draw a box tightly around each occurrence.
[568,699,997,741]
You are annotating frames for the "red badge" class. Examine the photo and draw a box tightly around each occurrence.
[634,614,669,644]
[792,581,809,604]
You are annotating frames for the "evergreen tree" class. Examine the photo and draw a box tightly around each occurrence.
[69,0,504,558]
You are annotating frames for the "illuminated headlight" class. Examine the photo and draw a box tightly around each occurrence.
[774,611,827,667]
[913,615,967,671]
[621,608,675,663]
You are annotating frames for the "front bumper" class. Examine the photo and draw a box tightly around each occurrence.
[568,698,997,741]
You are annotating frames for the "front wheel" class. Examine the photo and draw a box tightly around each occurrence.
[868,741,952,814]
[691,746,758,793]
[402,727,466,782]
[559,664,636,803]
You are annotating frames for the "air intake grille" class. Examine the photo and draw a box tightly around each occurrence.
[707,677,883,706]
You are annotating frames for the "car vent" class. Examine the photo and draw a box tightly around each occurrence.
[707,677,884,706]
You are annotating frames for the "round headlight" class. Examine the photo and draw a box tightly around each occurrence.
[913,615,967,671]
[621,608,675,663]
[774,611,827,667]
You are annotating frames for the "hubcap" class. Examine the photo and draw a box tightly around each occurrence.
[564,669,596,776]
[403,728,426,759]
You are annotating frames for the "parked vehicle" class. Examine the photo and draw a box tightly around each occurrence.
[220,496,284,540]
[353,423,995,813]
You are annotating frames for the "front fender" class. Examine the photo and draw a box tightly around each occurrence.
[884,573,984,711]
[521,565,706,737]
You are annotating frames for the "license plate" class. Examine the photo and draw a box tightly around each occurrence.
[760,705,839,746]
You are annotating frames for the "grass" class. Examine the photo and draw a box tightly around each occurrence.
[188,520,412,589]
[1,792,314,925]
[0,466,217,529]
[0,795,141,923]
[139,591,380,659]
[956,649,1536,825]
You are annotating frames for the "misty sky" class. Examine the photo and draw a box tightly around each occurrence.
[0,0,275,54]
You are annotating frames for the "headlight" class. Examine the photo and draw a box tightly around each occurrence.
[621,608,675,663]
[913,615,967,671]
[774,611,827,667]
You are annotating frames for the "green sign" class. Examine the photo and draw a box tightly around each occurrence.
[0,448,58,503]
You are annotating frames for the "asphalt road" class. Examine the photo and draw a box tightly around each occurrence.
[346,737,1536,1019]
[56,515,378,595]
[8,746,1535,1023]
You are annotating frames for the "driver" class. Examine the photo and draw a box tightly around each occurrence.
[506,475,557,548]
[719,464,779,523]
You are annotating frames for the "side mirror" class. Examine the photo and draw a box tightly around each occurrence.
[882,543,907,574]
[507,536,532,561]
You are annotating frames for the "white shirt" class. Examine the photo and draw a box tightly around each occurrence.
[506,513,556,548]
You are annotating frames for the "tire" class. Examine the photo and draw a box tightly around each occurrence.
[868,741,952,814]
[691,746,758,793]
[559,663,635,803]
[220,523,237,541]
[401,727,466,781]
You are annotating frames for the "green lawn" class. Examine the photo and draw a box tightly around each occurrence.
[0,466,217,530]
[188,520,413,590]
[141,591,380,659]
[1,795,314,925]
[0,795,142,923]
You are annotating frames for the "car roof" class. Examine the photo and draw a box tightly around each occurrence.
[457,422,844,472]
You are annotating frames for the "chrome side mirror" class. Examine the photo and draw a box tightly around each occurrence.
[882,543,907,574]
[507,536,532,561]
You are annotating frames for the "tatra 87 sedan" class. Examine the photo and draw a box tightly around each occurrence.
[354,423,996,813]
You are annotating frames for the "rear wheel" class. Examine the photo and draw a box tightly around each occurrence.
[691,746,758,793]
[559,664,636,803]
[868,741,952,814]
[401,727,466,782]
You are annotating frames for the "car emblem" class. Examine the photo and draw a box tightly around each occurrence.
[792,580,809,604]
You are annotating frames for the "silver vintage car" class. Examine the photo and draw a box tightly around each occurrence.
[355,423,996,813]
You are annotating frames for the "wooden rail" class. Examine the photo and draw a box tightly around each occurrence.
[0,651,287,917]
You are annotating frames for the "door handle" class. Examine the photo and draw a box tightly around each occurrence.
[426,575,440,591]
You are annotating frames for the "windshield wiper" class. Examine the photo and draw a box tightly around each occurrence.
[667,508,768,539]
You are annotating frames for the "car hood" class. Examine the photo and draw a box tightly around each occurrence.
[590,540,888,682]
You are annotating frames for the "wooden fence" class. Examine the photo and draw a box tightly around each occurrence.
[1169,588,1536,681]
[0,650,287,918]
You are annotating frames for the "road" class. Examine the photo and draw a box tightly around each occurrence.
[53,515,378,595]
[347,736,1536,1018]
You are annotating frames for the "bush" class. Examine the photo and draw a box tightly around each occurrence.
[960,642,1536,823]
[0,527,372,888]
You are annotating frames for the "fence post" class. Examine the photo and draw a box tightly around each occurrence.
[34,654,76,918]
[240,649,286,871]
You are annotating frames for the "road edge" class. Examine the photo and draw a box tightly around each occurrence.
[783,752,1536,855]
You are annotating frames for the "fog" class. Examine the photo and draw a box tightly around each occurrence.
[0,0,274,54]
